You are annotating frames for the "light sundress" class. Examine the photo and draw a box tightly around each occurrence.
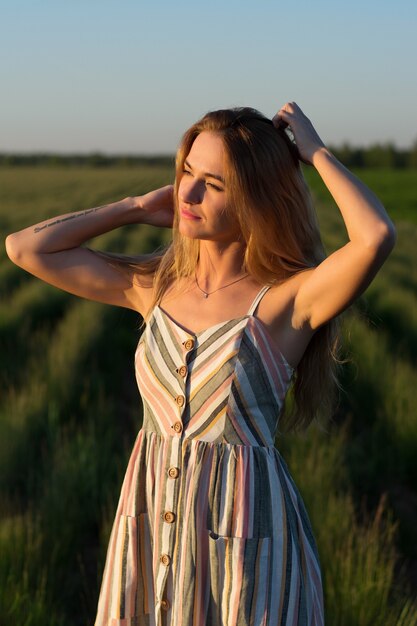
[94,286,324,626]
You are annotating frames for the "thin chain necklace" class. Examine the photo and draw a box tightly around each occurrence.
[194,271,249,298]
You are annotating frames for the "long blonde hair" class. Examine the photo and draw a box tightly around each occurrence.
[98,107,343,431]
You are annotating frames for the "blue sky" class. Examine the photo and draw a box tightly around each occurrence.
[1,0,416,153]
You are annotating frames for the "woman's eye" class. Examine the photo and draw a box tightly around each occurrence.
[207,182,223,192]
[182,168,223,191]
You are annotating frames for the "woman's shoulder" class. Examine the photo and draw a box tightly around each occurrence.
[132,272,180,318]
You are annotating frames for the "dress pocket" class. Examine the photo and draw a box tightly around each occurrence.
[109,513,154,621]
[207,531,271,626]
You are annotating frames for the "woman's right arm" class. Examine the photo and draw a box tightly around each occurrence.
[4,185,174,315]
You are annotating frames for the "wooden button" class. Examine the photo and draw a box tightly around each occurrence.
[175,395,185,407]
[178,365,188,377]
[183,338,195,351]
[161,598,171,610]
[168,466,180,479]
[172,421,183,433]
[163,511,176,523]
[160,553,171,566]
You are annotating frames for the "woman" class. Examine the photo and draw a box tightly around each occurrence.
[5,102,396,625]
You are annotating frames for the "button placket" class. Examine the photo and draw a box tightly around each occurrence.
[155,434,181,615]
[171,335,195,436]
[176,339,194,382]
[157,336,195,615]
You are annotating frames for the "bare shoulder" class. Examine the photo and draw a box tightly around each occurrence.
[129,272,181,318]
[125,270,156,315]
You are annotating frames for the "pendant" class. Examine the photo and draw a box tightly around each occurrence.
[203,292,208,298]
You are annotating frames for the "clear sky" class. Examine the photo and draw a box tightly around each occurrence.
[1,0,416,153]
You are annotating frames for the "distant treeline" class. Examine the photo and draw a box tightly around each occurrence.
[1,142,417,168]
[0,153,175,168]
[329,142,417,169]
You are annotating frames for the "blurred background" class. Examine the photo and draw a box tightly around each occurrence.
[1,1,416,624]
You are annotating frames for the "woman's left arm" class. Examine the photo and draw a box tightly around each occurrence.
[274,102,397,330]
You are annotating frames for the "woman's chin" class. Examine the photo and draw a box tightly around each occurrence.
[178,222,203,239]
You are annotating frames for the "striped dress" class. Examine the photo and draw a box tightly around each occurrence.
[94,286,324,626]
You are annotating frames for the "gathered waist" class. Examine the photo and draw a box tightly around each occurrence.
[141,427,277,450]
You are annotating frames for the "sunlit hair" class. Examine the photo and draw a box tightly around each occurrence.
[95,107,344,431]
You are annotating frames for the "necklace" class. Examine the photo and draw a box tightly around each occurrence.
[195,271,249,298]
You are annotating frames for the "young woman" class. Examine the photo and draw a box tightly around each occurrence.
[5,102,396,625]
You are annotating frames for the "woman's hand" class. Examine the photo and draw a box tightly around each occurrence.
[132,184,175,228]
[272,102,327,166]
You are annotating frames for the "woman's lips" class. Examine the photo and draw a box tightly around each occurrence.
[180,208,201,220]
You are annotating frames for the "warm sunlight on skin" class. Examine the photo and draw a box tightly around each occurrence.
[178,132,241,242]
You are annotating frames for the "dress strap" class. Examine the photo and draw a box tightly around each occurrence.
[247,285,271,316]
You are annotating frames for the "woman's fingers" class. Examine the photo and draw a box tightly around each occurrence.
[272,102,298,129]
[272,102,325,165]
[272,109,291,129]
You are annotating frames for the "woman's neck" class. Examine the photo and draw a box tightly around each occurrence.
[196,240,247,289]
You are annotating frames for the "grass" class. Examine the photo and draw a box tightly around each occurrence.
[304,167,417,225]
[280,426,416,625]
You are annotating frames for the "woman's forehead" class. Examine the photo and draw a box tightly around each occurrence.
[186,131,226,176]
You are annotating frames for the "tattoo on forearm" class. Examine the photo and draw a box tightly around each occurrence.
[33,205,109,233]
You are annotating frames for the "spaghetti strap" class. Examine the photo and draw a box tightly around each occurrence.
[247,285,271,316]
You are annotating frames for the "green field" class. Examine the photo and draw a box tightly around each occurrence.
[1,165,417,625]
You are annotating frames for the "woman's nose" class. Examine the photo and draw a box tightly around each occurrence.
[180,179,204,204]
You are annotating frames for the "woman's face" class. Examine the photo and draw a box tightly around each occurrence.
[177,131,241,242]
